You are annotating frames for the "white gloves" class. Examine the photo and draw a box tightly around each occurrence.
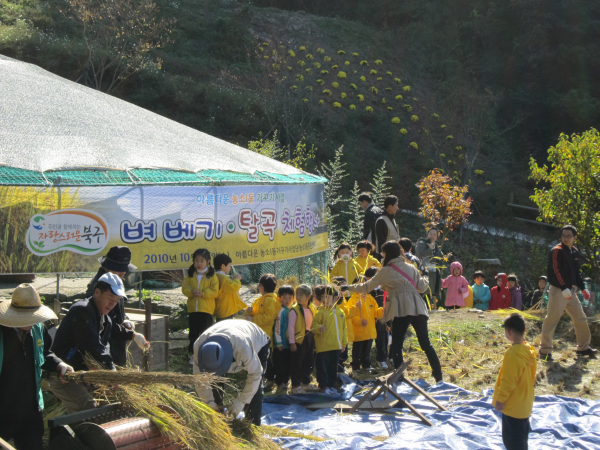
[133,332,150,350]
[230,398,245,419]
[562,288,572,299]
[57,362,74,377]
[122,320,134,330]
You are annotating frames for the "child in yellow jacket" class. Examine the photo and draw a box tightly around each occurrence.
[355,241,381,274]
[213,254,246,321]
[181,249,220,361]
[330,243,361,296]
[311,287,348,394]
[493,313,537,450]
[348,290,383,371]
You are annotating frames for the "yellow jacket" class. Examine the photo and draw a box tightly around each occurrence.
[247,292,280,340]
[182,273,219,314]
[290,303,318,345]
[339,298,358,343]
[311,305,348,353]
[464,285,474,309]
[214,272,247,319]
[492,342,537,419]
[354,255,381,274]
[349,293,383,342]
[330,259,362,286]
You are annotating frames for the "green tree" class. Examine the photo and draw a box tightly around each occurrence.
[344,180,364,244]
[248,131,316,170]
[529,129,600,280]
[370,160,391,208]
[320,146,347,263]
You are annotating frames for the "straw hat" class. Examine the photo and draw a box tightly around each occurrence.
[0,284,57,327]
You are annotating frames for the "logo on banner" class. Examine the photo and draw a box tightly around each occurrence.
[26,209,109,256]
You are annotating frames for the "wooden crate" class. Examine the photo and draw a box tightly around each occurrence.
[125,308,169,372]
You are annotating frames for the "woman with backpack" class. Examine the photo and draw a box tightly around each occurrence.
[343,241,443,383]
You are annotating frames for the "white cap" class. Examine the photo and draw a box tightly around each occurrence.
[99,272,126,298]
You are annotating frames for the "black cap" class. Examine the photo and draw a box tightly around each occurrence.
[98,246,136,272]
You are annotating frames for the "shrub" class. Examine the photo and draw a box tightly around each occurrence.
[317,48,325,54]
[305,86,313,91]
[350,83,357,90]
[357,94,365,101]
[298,60,306,67]
[395,94,403,101]
[392,117,401,124]
[370,69,378,75]
[324,56,332,62]
[313,62,321,68]
[332,65,338,69]
[381,98,386,103]
[403,86,411,92]
[299,46,306,51]
[350,104,356,110]
[360,60,369,66]
[353,52,359,57]
[375,60,383,65]
[341,92,347,98]
[333,102,342,108]
[400,128,408,135]
[306,54,313,60]
[344,61,350,65]
[386,71,392,76]
[288,50,296,57]
[338,50,345,55]
[377,77,382,81]
[331,82,339,88]
[366,106,374,113]
[321,70,329,75]
[388,107,393,111]
[272,64,280,71]
[369,86,378,94]
[411,115,419,122]
[259,47,264,52]
[441,124,447,129]
[316,79,324,85]
[305,68,312,74]
[291,85,298,90]
[385,87,392,91]
[318,99,325,105]
[446,135,454,140]
[394,78,401,83]
[403,104,412,112]
[431,113,440,120]
[337,71,347,79]
[360,76,366,82]
[296,74,304,81]
[474,170,484,175]
[302,98,308,102]
[485,181,492,185]
[440,153,446,157]
[322,89,332,95]
[410,142,419,149]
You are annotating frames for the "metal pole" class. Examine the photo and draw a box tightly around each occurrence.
[144,298,152,372]
[138,272,143,309]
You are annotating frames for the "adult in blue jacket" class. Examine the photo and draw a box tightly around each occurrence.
[0,284,73,450]
[472,271,491,311]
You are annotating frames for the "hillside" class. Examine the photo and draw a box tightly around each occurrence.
[1,0,599,218]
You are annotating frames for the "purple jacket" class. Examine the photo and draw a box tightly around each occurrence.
[510,286,523,311]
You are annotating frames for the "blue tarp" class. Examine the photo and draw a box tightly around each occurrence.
[262,377,600,449]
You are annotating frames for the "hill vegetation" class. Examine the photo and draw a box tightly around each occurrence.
[1,0,599,225]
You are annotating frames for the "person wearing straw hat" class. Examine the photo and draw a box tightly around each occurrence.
[193,320,270,426]
[84,246,148,366]
[48,273,145,413]
[0,284,74,450]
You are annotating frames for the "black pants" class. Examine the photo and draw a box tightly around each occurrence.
[188,312,214,354]
[502,414,530,450]
[290,333,316,387]
[216,315,234,322]
[391,315,442,381]
[337,346,348,372]
[264,352,275,382]
[0,409,44,450]
[351,339,373,370]
[375,328,388,362]
[272,347,291,387]
[245,342,270,426]
[316,350,340,389]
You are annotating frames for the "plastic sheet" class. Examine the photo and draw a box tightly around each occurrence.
[0,55,303,176]
[262,379,600,449]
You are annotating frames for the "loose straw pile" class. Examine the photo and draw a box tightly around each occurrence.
[488,308,544,321]
[62,369,222,388]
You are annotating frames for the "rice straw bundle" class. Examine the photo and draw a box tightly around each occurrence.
[60,369,222,388]
[488,308,543,321]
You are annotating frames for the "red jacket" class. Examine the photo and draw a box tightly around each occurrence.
[489,273,511,310]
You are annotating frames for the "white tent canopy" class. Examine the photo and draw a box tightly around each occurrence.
[0,55,303,176]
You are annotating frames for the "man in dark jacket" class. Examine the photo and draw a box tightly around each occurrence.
[374,195,400,253]
[540,225,597,360]
[49,273,148,412]
[359,192,383,243]
[85,246,139,366]
[0,284,73,450]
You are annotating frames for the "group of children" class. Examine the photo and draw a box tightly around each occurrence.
[181,244,539,448]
